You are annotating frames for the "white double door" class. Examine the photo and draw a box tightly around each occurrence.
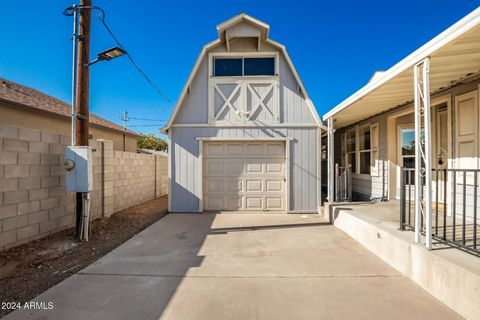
[203,141,286,212]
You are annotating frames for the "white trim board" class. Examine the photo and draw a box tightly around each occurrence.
[172,123,319,128]
[195,137,294,141]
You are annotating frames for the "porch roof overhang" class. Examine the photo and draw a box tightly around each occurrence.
[324,7,480,129]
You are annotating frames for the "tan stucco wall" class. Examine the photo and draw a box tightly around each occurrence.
[0,102,138,152]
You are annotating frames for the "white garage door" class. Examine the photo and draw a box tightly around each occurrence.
[203,141,286,212]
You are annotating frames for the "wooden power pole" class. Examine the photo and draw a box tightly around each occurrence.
[75,0,92,146]
[75,0,92,237]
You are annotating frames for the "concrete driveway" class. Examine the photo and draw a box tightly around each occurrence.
[6,213,462,320]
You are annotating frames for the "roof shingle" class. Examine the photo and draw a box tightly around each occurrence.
[0,78,139,136]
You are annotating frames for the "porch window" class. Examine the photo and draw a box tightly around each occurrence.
[342,123,379,176]
[359,125,371,175]
[345,130,356,173]
[400,128,415,168]
[370,123,379,176]
[213,57,275,77]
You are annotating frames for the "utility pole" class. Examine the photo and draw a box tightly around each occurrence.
[65,1,126,240]
[121,110,128,130]
[121,110,128,151]
[76,0,91,146]
[75,0,92,238]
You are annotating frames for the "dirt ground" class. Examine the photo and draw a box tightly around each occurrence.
[0,196,168,318]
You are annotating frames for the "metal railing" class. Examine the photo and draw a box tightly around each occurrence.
[400,167,480,256]
[335,164,352,202]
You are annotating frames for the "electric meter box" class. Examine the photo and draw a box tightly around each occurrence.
[64,146,93,192]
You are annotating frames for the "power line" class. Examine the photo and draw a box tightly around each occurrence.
[127,124,165,127]
[128,116,168,122]
[93,8,174,110]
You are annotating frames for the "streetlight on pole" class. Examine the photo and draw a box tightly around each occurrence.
[64,2,126,240]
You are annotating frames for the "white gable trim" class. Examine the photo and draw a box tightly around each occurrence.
[161,39,221,133]
[217,13,270,40]
[267,39,322,125]
[161,20,322,133]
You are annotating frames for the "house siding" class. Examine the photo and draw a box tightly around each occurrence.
[335,113,389,200]
[335,79,480,222]
[170,127,320,212]
[174,51,316,125]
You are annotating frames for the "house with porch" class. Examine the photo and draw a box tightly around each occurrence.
[325,6,480,254]
[323,8,480,319]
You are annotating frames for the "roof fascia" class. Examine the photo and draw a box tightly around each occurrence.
[324,6,480,120]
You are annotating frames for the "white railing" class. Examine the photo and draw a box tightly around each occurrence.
[208,77,279,124]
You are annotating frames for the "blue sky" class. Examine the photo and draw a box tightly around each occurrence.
[0,1,478,137]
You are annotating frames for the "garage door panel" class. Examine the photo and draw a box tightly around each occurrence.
[226,143,243,155]
[225,197,242,210]
[206,197,223,210]
[225,161,243,174]
[206,161,225,175]
[246,180,263,192]
[266,162,284,174]
[206,143,224,156]
[246,162,263,174]
[246,143,263,155]
[266,143,284,156]
[246,197,263,210]
[266,197,284,210]
[203,141,286,212]
[266,180,283,192]
[226,179,242,192]
[205,179,225,193]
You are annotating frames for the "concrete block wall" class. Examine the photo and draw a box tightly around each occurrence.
[0,123,75,250]
[0,123,168,251]
[112,151,152,211]
[155,155,168,198]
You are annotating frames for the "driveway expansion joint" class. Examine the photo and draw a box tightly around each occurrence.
[76,272,402,279]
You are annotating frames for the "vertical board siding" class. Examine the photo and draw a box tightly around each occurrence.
[170,36,320,212]
[174,52,316,126]
[454,181,480,223]
[170,127,318,212]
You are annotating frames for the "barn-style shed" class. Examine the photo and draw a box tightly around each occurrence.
[162,14,322,213]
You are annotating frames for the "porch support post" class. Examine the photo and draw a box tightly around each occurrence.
[414,57,432,249]
[423,58,433,250]
[414,64,422,244]
[327,117,335,203]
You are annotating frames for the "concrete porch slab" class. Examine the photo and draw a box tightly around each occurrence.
[327,202,480,320]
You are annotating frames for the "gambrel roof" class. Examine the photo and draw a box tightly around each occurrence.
[161,13,321,133]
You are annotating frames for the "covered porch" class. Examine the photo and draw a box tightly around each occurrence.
[324,7,480,254]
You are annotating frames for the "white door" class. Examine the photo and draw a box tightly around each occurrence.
[203,141,286,212]
[455,91,478,171]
